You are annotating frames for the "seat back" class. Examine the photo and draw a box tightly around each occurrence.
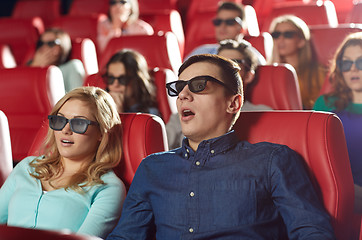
[232,110,354,240]
[0,17,44,65]
[0,66,65,162]
[0,110,13,186]
[246,64,303,110]
[68,0,109,16]
[310,24,362,67]
[261,0,338,32]
[99,32,182,74]
[70,38,99,76]
[12,0,61,28]
[244,32,273,63]
[83,67,177,123]
[346,1,362,24]
[0,44,16,69]
[28,112,168,190]
[0,225,102,240]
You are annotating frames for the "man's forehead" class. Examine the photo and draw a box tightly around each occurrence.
[179,62,222,80]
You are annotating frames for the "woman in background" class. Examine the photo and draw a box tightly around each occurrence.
[104,49,160,116]
[97,0,154,52]
[313,32,362,213]
[0,86,126,238]
[269,15,326,109]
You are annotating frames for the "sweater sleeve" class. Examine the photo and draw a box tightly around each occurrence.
[77,173,126,239]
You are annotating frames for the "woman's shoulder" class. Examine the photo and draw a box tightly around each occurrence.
[126,19,154,35]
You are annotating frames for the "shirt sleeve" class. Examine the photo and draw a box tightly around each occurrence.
[77,175,126,239]
[269,145,336,240]
[106,161,156,240]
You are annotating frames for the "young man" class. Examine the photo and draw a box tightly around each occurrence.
[186,1,266,65]
[107,54,335,239]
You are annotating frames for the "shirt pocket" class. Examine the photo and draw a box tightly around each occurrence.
[211,179,256,227]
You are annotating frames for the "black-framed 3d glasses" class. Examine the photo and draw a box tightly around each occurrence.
[212,17,242,27]
[48,115,98,134]
[271,31,299,39]
[109,0,128,5]
[166,75,236,97]
[103,74,131,85]
[338,58,362,72]
[36,39,61,49]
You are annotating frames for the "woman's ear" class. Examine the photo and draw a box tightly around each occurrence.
[227,94,243,114]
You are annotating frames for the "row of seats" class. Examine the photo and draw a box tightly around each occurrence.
[0,104,357,239]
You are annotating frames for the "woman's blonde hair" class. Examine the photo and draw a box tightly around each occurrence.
[30,86,122,192]
[327,32,362,111]
[269,15,324,109]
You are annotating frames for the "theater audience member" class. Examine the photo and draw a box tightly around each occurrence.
[107,54,335,239]
[313,32,362,213]
[167,40,271,149]
[269,15,326,109]
[28,28,85,92]
[0,86,126,239]
[185,1,265,65]
[97,0,154,52]
[103,49,160,116]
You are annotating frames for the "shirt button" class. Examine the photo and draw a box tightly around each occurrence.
[195,161,200,166]
[189,191,195,197]
[186,149,190,153]
[210,149,215,154]
[189,228,194,233]
[184,153,188,158]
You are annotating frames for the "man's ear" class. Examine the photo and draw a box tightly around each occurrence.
[227,94,243,114]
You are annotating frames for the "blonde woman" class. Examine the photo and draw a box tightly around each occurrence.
[269,15,326,109]
[0,86,126,238]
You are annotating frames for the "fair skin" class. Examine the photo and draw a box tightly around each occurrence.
[43,99,102,191]
[177,62,242,151]
[215,9,244,42]
[273,22,306,69]
[341,45,362,104]
[107,62,135,112]
[109,0,132,30]
[30,31,61,67]
[218,49,254,86]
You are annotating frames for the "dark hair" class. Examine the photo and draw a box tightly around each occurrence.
[218,1,245,22]
[217,39,260,73]
[327,32,362,111]
[106,49,157,112]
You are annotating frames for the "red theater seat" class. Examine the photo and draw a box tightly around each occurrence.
[0,110,13,186]
[346,0,362,24]
[0,44,16,69]
[70,38,99,76]
[83,67,177,123]
[12,0,61,28]
[28,112,168,190]
[310,24,362,67]
[261,0,338,32]
[68,0,108,16]
[232,110,354,240]
[0,225,102,240]
[0,17,44,66]
[246,64,303,110]
[99,32,182,74]
[244,32,273,63]
[0,66,65,162]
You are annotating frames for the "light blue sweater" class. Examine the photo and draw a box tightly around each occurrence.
[0,156,126,239]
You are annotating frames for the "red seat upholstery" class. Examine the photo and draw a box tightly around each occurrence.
[244,32,273,63]
[28,112,168,190]
[99,32,182,74]
[0,44,16,69]
[310,24,362,67]
[246,64,303,110]
[232,110,354,240]
[68,0,109,16]
[83,67,177,123]
[140,10,185,58]
[139,0,177,13]
[0,66,65,162]
[11,0,61,28]
[70,38,99,76]
[0,110,13,186]
[51,14,108,56]
[261,0,338,32]
[0,225,102,240]
[0,17,44,65]
[345,0,362,24]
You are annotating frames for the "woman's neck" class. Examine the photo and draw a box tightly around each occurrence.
[353,91,362,104]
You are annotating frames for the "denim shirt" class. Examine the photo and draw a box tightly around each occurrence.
[107,131,335,240]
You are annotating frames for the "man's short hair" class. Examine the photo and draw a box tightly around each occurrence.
[217,1,245,22]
